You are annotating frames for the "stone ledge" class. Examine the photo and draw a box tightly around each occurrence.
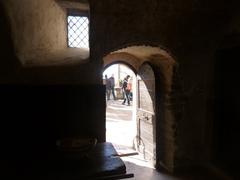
[22,48,89,67]
[56,0,89,11]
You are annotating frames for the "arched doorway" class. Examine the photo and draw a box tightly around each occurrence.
[103,63,136,149]
[103,45,177,171]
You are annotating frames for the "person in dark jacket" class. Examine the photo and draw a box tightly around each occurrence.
[109,74,116,100]
[105,75,111,100]
[122,75,131,105]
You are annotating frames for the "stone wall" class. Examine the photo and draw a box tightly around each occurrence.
[91,0,237,172]
[3,0,67,64]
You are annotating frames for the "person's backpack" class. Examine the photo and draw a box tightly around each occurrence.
[127,83,131,91]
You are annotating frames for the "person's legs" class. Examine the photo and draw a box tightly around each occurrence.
[122,89,126,104]
[126,91,130,105]
[129,92,132,101]
[107,89,110,100]
[111,87,116,100]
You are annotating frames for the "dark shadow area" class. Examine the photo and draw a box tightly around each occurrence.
[213,45,240,179]
[0,84,105,179]
[0,2,22,83]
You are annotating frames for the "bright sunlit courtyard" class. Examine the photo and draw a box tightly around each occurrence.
[106,99,135,148]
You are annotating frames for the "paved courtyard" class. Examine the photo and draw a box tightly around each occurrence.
[106,99,135,148]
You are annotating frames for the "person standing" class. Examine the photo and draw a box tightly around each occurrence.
[122,75,131,106]
[104,75,111,100]
[109,74,116,100]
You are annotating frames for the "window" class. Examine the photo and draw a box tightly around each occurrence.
[67,15,89,49]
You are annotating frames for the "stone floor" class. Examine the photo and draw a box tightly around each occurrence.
[105,99,230,180]
[106,99,135,148]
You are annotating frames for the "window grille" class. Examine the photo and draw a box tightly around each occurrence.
[67,16,89,49]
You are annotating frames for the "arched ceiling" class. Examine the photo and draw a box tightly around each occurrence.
[111,45,174,62]
[103,45,176,72]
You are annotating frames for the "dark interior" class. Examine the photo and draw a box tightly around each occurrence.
[213,46,240,179]
[1,0,240,179]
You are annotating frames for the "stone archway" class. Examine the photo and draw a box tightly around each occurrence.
[103,52,139,73]
[103,45,180,172]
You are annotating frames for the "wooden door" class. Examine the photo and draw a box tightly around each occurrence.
[135,63,156,165]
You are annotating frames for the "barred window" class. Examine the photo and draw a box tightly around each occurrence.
[67,15,89,49]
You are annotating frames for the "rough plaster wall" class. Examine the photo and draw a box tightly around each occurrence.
[1,0,98,84]
[3,0,67,64]
[91,0,235,171]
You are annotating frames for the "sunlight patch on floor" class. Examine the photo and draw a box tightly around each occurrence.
[122,155,154,169]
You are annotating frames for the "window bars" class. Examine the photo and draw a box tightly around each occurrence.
[68,16,89,49]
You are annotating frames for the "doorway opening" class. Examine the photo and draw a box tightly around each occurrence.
[103,64,137,154]
[102,45,177,171]
[102,62,158,169]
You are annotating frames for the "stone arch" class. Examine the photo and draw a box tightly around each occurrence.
[103,44,177,94]
[103,44,183,172]
[102,41,175,60]
[103,52,139,74]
